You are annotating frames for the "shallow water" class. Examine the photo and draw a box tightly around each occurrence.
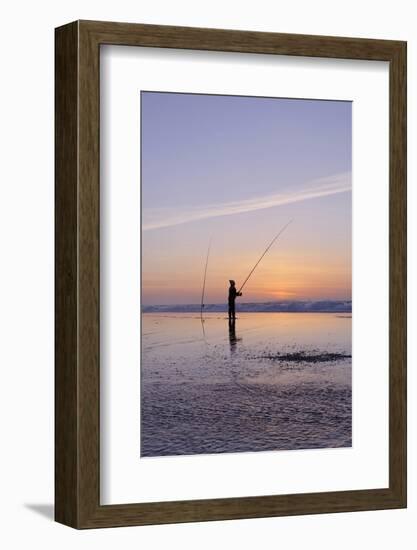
[141,312,352,457]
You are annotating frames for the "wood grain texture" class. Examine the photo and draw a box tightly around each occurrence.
[55,20,407,529]
[55,21,79,527]
[388,41,407,504]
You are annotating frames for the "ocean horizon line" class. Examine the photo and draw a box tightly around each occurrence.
[142,299,352,314]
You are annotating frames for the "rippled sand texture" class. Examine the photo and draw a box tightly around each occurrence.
[141,312,352,457]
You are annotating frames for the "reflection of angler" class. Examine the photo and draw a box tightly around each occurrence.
[228,320,241,354]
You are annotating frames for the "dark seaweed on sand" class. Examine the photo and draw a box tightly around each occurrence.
[260,351,351,364]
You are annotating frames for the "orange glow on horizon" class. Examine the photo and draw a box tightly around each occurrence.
[142,258,351,305]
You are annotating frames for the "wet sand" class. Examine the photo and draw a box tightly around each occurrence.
[141,312,352,457]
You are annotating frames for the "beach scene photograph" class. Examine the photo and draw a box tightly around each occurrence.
[140,91,352,458]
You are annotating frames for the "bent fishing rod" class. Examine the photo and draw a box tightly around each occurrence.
[200,238,212,320]
[237,219,293,294]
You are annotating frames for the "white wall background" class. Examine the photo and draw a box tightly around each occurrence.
[0,1,414,548]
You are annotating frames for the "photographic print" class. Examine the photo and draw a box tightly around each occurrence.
[141,91,352,458]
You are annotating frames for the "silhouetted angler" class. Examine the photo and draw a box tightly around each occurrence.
[228,280,242,322]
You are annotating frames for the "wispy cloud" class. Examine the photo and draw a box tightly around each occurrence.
[142,172,351,231]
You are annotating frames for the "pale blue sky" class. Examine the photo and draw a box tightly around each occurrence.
[141,91,352,305]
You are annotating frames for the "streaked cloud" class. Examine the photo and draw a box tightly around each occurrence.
[142,172,351,231]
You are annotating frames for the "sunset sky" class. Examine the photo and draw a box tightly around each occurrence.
[141,92,352,306]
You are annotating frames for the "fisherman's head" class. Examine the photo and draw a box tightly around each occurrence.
[229,280,235,287]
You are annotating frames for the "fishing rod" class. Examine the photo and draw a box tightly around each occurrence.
[237,219,293,294]
[200,238,212,320]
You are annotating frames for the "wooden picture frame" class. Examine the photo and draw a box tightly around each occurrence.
[55,20,407,529]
